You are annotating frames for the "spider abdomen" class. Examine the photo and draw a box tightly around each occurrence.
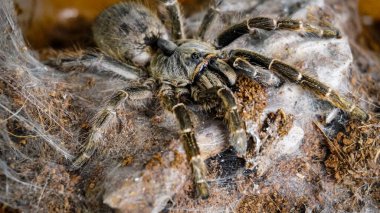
[93,2,169,66]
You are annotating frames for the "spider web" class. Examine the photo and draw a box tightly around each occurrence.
[0,0,379,212]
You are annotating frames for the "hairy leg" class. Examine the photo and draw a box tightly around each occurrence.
[160,84,209,199]
[158,0,185,40]
[71,83,154,169]
[227,49,369,121]
[215,17,341,49]
[194,86,248,156]
[46,52,142,80]
[197,0,223,40]
[233,57,282,87]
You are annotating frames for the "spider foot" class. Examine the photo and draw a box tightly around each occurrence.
[70,156,88,171]
[190,155,209,199]
[195,182,209,199]
[230,129,248,157]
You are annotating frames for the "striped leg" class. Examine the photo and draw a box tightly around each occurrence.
[158,0,185,40]
[228,49,369,121]
[45,52,141,80]
[216,87,248,156]
[215,17,341,49]
[160,85,209,199]
[195,87,248,157]
[197,0,223,40]
[233,57,282,87]
[71,85,154,169]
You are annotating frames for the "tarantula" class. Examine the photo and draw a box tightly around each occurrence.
[48,0,368,199]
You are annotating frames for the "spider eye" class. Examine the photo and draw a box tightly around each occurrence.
[209,58,216,66]
[191,52,200,60]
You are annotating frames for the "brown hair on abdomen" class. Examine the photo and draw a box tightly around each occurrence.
[92,2,169,66]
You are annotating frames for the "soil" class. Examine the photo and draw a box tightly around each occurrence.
[1,0,379,212]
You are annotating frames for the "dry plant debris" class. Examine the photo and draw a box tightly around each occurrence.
[1,0,379,212]
[235,76,268,121]
[324,120,380,210]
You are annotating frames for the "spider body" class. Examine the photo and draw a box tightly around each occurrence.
[93,2,169,66]
[149,40,219,86]
[48,0,369,199]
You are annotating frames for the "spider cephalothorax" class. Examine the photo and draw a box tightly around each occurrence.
[48,0,369,199]
[150,40,219,85]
